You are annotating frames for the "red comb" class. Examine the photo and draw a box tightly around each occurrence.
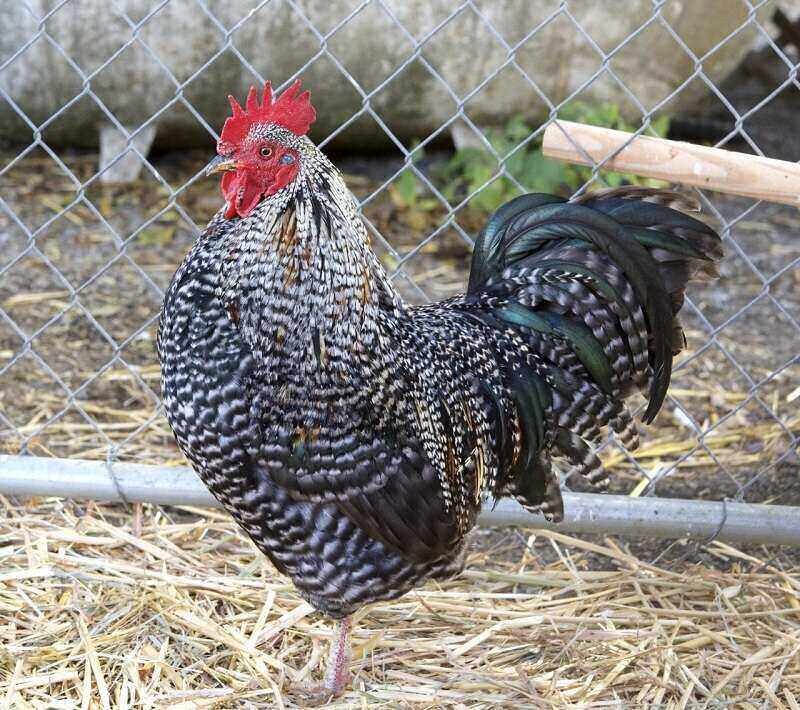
[219,80,316,147]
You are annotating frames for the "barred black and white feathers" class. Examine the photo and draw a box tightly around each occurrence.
[159,124,722,620]
[459,186,722,521]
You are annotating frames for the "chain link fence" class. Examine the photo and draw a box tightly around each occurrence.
[0,0,798,529]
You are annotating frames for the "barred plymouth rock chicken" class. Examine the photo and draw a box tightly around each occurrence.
[158,80,722,701]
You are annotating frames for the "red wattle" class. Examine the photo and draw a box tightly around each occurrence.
[218,154,300,219]
[221,170,265,219]
[237,179,265,217]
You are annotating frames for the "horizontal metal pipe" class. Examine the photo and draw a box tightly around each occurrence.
[1,454,799,546]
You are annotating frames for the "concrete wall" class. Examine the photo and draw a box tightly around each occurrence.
[0,1,772,150]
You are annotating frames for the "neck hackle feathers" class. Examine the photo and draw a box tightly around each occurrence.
[219,80,316,151]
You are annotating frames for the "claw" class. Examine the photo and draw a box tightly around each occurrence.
[292,616,352,706]
[292,682,343,707]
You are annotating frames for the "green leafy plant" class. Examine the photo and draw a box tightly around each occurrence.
[388,143,442,231]
[436,104,670,214]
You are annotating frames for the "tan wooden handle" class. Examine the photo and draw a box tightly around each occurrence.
[542,120,800,207]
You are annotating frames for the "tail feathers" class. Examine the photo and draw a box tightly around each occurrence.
[572,185,700,213]
[611,407,640,450]
[579,188,721,361]
[577,186,723,291]
[554,429,606,488]
[510,455,564,522]
[468,193,565,293]
[468,187,722,519]
[470,198,671,422]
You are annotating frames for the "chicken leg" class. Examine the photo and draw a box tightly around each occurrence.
[296,616,352,705]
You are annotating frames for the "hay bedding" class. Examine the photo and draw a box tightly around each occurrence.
[1,496,799,709]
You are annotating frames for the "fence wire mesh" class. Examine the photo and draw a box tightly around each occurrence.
[0,0,798,518]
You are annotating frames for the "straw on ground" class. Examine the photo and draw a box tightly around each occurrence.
[1,495,799,708]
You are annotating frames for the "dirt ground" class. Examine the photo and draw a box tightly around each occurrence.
[0,146,799,707]
[0,147,797,503]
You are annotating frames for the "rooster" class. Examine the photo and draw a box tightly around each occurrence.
[158,80,722,701]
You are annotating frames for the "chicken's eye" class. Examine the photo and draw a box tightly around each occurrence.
[259,146,272,158]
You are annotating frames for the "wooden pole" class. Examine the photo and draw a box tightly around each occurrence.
[542,120,800,206]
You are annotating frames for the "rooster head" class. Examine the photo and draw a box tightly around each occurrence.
[207,80,317,219]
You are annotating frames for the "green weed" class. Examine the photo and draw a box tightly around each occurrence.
[438,103,670,214]
[387,104,670,227]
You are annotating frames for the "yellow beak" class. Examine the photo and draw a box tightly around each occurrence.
[206,155,238,176]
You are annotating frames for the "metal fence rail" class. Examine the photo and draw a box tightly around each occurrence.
[0,0,798,542]
[3,453,800,545]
